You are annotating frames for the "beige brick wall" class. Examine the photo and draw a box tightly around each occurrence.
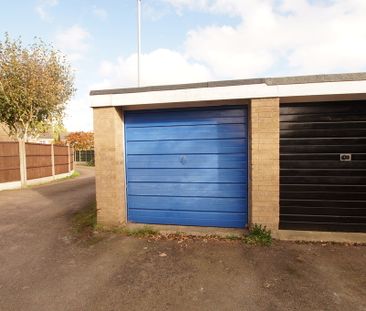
[249,98,280,233]
[94,107,126,226]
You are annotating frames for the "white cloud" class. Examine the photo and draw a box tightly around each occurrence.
[98,48,212,88]
[64,97,93,132]
[163,0,366,77]
[143,3,167,21]
[163,0,210,13]
[35,0,59,21]
[92,6,108,20]
[55,25,91,62]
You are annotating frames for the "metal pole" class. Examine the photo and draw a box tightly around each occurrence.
[137,0,141,86]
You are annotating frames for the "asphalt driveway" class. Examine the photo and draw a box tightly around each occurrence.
[0,167,365,311]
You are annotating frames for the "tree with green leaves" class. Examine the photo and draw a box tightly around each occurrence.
[0,34,75,141]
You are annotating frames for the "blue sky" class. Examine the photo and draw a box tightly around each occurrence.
[1,0,366,131]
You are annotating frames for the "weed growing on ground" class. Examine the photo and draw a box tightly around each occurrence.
[244,224,272,246]
[70,170,80,178]
[225,234,243,241]
[72,202,97,234]
[57,170,80,182]
[125,226,159,237]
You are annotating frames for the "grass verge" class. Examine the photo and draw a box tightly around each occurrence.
[70,170,80,178]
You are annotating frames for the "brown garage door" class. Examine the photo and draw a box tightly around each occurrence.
[280,101,366,232]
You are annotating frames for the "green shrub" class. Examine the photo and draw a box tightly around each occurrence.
[244,224,272,246]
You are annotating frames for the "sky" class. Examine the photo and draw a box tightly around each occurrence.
[1,0,366,132]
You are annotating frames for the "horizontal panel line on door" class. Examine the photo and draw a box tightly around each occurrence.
[126,167,248,170]
[281,168,366,173]
[281,198,366,203]
[126,122,247,129]
[128,181,247,185]
[281,137,366,141]
[280,144,366,148]
[280,120,366,124]
[281,206,365,210]
[128,194,247,199]
[281,174,366,178]
[128,168,248,172]
[281,213,366,219]
[281,153,366,155]
[127,137,248,142]
[129,207,247,214]
[127,152,248,156]
[281,183,366,187]
[279,110,366,116]
[281,191,366,194]
[280,105,366,114]
[280,221,365,226]
[126,111,248,116]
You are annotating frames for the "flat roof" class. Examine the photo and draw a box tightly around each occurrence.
[90,72,366,96]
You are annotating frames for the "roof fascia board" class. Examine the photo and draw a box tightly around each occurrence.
[90,80,366,108]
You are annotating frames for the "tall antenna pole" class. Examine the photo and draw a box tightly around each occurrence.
[137,0,141,86]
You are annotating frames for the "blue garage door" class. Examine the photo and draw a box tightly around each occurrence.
[125,106,248,228]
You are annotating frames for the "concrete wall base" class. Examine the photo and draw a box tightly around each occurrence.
[125,224,365,243]
[0,170,74,190]
[125,223,247,237]
[278,230,366,244]
[0,181,22,191]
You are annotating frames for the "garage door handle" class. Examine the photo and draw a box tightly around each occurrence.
[179,155,187,165]
[340,153,352,161]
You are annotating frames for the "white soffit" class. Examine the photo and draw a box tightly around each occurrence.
[90,80,366,108]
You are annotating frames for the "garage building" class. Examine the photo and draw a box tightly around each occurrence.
[90,73,366,242]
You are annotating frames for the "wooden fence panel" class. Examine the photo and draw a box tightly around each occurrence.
[25,143,52,180]
[54,145,69,174]
[0,142,20,183]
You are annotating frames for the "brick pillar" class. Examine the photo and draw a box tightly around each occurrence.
[93,107,126,226]
[249,98,280,233]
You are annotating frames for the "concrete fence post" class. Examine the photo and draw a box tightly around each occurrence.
[18,140,27,187]
[67,144,71,172]
[51,143,55,179]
